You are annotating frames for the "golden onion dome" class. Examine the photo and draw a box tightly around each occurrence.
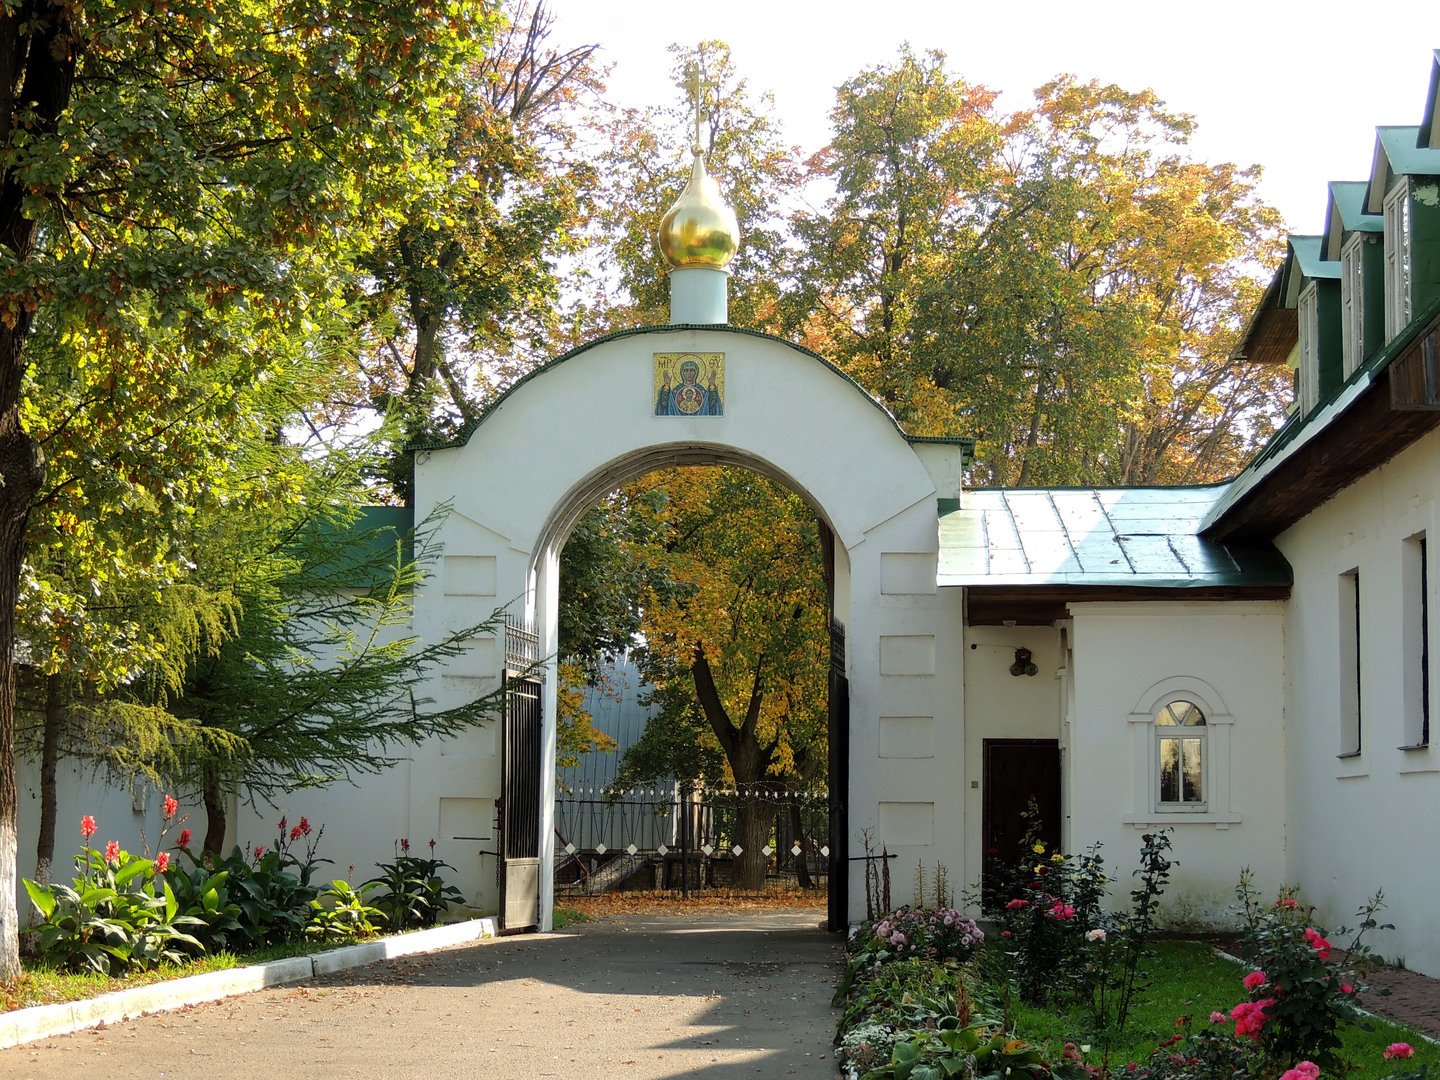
[658,147,740,270]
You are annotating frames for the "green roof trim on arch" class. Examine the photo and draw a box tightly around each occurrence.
[405,323,951,452]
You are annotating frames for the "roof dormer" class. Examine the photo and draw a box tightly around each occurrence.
[1364,126,1428,214]
[1282,236,1343,416]
[1322,181,1382,261]
[1322,181,1385,375]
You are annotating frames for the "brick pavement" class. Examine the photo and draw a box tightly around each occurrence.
[1360,964,1440,1042]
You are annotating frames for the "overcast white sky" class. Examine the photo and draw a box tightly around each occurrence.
[544,0,1438,234]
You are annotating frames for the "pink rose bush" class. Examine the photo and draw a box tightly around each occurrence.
[1220,877,1386,1076]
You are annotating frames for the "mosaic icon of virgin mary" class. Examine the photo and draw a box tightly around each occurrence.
[654,353,724,416]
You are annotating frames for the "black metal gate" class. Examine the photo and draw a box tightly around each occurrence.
[499,619,542,932]
[827,619,849,932]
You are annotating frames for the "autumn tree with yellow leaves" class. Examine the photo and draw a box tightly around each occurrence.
[600,467,829,892]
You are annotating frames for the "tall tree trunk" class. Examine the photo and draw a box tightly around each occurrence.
[202,768,227,857]
[0,423,42,977]
[1015,377,1049,486]
[33,673,62,889]
[0,0,79,980]
[729,797,771,892]
[690,643,779,892]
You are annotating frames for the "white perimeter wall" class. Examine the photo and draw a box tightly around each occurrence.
[1278,424,1440,975]
[1067,601,1287,926]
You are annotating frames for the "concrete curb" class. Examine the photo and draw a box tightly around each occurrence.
[0,916,498,1050]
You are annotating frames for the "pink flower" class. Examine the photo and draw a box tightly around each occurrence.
[1047,901,1076,920]
[154,851,170,873]
[80,815,97,841]
[177,828,192,849]
[1340,983,1353,995]
[290,826,303,842]
[1280,1063,1321,1080]
[104,840,120,864]
[1001,930,1012,938]
[162,794,178,818]
[1242,970,1268,991]
[1277,897,1299,909]
[298,817,312,836]
[1005,898,1029,910]
[1384,1043,1414,1060]
[1231,999,1276,1040]
[400,838,410,854]
[1209,1011,1226,1024]
[253,845,266,860]
[1303,927,1333,960]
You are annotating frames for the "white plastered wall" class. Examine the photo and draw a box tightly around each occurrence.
[1066,601,1287,926]
[961,624,1064,899]
[1277,424,1440,975]
[378,326,964,925]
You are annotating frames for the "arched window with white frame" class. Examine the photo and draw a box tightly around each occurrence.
[1126,677,1239,825]
[1155,700,1206,809]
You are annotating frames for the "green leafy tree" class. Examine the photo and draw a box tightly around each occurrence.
[615,467,829,891]
[793,50,1289,484]
[0,0,496,976]
[161,438,506,854]
[349,1,604,497]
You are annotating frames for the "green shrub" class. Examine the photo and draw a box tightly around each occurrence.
[364,840,464,930]
[24,825,202,975]
[307,879,385,941]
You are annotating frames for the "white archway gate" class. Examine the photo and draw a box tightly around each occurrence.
[409,325,969,930]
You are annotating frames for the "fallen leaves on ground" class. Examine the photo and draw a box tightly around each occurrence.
[560,889,826,919]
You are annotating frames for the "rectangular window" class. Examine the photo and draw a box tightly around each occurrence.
[1384,180,1412,341]
[1403,534,1431,748]
[1341,233,1366,376]
[1298,282,1320,414]
[1339,568,1362,756]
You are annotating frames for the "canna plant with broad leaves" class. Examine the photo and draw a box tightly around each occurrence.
[365,839,465,931]
[24,803,202,974]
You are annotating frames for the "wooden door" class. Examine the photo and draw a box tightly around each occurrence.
[981,739,1061,909]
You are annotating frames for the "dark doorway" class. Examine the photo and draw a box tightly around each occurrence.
[499,618,542,933]
[982,738,1061,909]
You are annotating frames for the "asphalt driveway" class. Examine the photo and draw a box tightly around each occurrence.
[0,907,842,1079]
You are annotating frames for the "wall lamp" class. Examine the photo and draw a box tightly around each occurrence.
[1009,647,1038,677]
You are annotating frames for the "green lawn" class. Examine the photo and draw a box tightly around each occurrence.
[1006,941,1440,1075]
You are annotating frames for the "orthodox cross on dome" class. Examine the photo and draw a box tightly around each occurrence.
[691,63,705,159]
[657,56,739,275]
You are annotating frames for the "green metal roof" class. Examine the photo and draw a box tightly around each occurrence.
[1421,50,1440,149]
[1365,126,1440,213]
[1287,235,1340,284]
[1322,181,1381,260]
[937,486,1291,589]
[1203,288,1440,536]
[1378,124,1440,178]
